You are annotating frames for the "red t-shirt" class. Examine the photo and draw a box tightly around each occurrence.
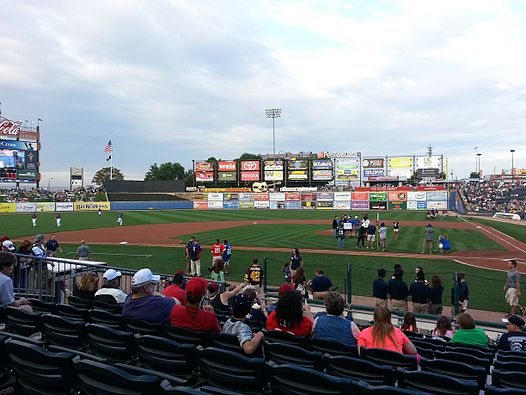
[162,284,187,305]
[169,305,221,333]
[265,310,313,336]
[211,243,225,257]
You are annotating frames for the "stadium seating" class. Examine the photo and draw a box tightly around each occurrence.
[87,308,124,328]
[308,338,358,357]
[496,351,526,364]
[396,369,479,395]
[41,313,86,349]
[262,329,307,347]
[54,303,89,321]
[67,295,93,309]
[323,354,395,386]
[494,360,526,373]
[444,344,494,361]
[164,325,212,347]
[85,323,135,362]
[264,341,323,371]
[434,350,492,373]
[125,317,164,335]
[28,298,55,313]
[166,386,244,395]
[485,385,526,394]
[419,358,486,389]
[360,348,418,370]
[5,306,42,336]
[492,369,526,391]
[210,333,247,355]
[353,380,428,394]
[93,298,124,313]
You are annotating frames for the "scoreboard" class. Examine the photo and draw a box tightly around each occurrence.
[0,139,39,183]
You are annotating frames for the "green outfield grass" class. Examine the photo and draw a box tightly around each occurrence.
[177,223,504,254]
[1,209,457,239]
[470,217,526,244]
[58,243,509,313]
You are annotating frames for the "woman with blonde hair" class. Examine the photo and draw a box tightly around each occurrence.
[72,271,99,300]
[358,307,417,355]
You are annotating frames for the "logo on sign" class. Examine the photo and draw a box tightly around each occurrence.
[218,161,237,171]
[195,162,214,171]
[364,169,384,177]
[362,158,384,168]
[0,117,22,137]
[241,161,260,171]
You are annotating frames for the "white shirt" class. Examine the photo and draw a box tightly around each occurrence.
[95,287,128,304]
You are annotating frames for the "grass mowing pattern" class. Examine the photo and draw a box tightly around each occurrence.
[58,243,510,313]
[177,223,504,254]
[471,217,526,244]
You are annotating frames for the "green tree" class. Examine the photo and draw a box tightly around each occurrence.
[92,167,124,185]
[144,162,186,181]
[184,169,195,186]
[237,153,262,160]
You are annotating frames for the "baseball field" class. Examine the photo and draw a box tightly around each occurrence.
[3,209,526,315]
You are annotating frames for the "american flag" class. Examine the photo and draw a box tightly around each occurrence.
[104,140,113,153]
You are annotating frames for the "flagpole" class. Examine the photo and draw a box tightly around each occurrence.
[110,140,113,181]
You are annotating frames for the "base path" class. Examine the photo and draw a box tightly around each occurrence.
[25,219,526,272]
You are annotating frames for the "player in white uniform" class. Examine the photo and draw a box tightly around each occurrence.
[31,213,37,227]
[116,212,123,226]
[56,213,62,227]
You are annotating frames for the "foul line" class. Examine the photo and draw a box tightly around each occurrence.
[453,259,507,272]
[65,252,152,258]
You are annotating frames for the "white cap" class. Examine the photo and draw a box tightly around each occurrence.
[131,268,160,286]
[103,269,121,281]
[2,240,15,251]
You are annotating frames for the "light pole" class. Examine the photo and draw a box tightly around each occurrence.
[265,108,282,155]
[477,153,481,177]
[510,149,515,183]
[48,177,54,190]
[474,146,478,175]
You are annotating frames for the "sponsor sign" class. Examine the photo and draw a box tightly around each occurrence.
[16,202,37,212]
[208,193,223,201]
[285,201,301,209]
[408,200,427,210]
[36,202,56,212]
[417,186,445,191]
[415,156,442,170]
[335,158,360,183]
[388,191,408,201]
[73,202,111,211]
[56,202,74,212]
[240,171,260,181]
[287,170,308,180]
[369,201,387,210]
[238,193,254,201]
[223,200,239,209]
[301,193,316,201]
[388,201,407,210]
[312,169,333,181]
[0,117,21,138]
[71,167,83,176]
[362,158,385,168]
[288,159,309,170]
[254,200,270,209]
[193,193,208,200]
[285,192,301,201]
[319,151,360,159]
[239,201,254,209]
[317,201,334,209]
[351,191,369,201]
[193,201,208,209]
[407,200,418,210]
[208,200,223,209]
[352,201,369,210]
[312,159,333,169]
[408,191,426,201]
[254,193,270,201]
[240,161,260,171]
[369,192,387,201]
[217,161,237,172]
[426,191,448,201]
[0,203,15,213]
[363,168,384,177]
[270,192,285,201]
[204,187,249,192]
[427,201,448,210]
[334,201,351,210]
[195,171,214,182]
[195,161,214,172]
[223,193,239,201]
[264,170,283,181]
[416,168,440,178]
[17,169,37,181]
[316,192,333,201]
[0,140,38,150]
[301,201,315,209]
[388,156,413,178]
[25,151,38,170]
[217,172,237,181]
[334,192,352,201]
[264,160,284,170]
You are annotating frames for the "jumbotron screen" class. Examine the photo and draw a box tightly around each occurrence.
[0,146,38,183]
[0,149,26,169]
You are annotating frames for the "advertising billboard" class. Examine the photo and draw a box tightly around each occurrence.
[285,192,301,201]
[369,192,387,201]
[334,192,351,201]
[388,156,413,178]
[208,200,223,209]
[317,201,334,209]
[335,158,360,184]
[388,191,408,201]
[426,191,448,201]
[351,201,369,210]
[287,170,308,181]
[240,171,259,181]
[369,201,387,210]
[312,159,333,169]
[334,201,351,210]
[240,160,260,171]
[264,170,284,181]
[361,158,385,168]
[74,202,111,211]
[217,161,237,172]
[195,161,214,183]
[217,172,237,181]
[0,139,39,183]
[415,156,442,171]
[270,192,285,201]
[351,191,369,201]
[408,191,426,201]
[312,169,333,181]
[363,168,384,178]
[287,159,309,170]
[316,192,333,201]
[264,160,284,181]
[388,201,407,210]
[264,160,284,170]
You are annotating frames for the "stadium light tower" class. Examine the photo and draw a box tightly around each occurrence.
[510,149,515,183]
[265,108,282,155]
[477,153,481,177]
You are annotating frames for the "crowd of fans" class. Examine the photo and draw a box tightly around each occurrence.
[0,187,106,203]
[461,181,526,213]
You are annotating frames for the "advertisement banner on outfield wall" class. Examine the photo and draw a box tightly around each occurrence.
[241,171,260,182]
[351,191,368,201]
[369,201,387,210]
[334,192,351,201]
[264,170,283,181]
[36,202,56,212]
[407,191,426,201]
[240,161,260,171]
[217,161,237,172]
[264,160,284,170]
[223,193,239,201]
[239,201,254,209]
[388,191,408,201]
[426,191,448,201]
[408,201,427,210]
[270,192,285,201]
[238,193,254,201]
[73,202,110,211]
[388,156,413,178]
[218,172,237,182]
[223,201,239,209]
[193,201,208,209]
[301,193,316,201]
[56,202,74,212]
[16,202,37,212]
[388,201,407,210]
[208,193,224,201]
[334,201,351,210]
[351,201,369,210]
[288,159,309,170]
[193,193,208,200]
[285,192,301,201]
[335,158,360,183]
[208,201,223,209]
[312,170,333,181]
[0,203,16,213]
[363,169,385,178]
[427,201,447,210]
[285,201,301,209]
[369,192,387,201]
[254,200,270,209]
[316,192,333,201]
[287,170,308,181]
[317,201,334,209]
[312,159,333,169]
[254,193,270,201]
[301,201,315,209]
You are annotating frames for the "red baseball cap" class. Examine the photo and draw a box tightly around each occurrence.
[278,283,294,297]
[186,277,208,298]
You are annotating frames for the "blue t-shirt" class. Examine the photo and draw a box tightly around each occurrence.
[122,294,175,324]
[189,243,201,261]
[310,275,332,292]
[290,255,302,270]
[0,273,15,307]
[440,238,451,250]
[367,224,376,235]
[312,313,356,347]
[222,244,231,261]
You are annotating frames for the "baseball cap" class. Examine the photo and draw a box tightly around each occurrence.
[103,269,122,281]
[2,240,15,251]
[278,283,294,297]
[186,277,208,298]
[207,282,219,293]
[502,315,525,328]
[232,293,252,318]
[131,268,160,286]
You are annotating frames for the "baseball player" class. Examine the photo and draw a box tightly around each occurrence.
[116,212,123,226]
[56,213,62,227]
[393,220,400,240]
[31,213,37,227]
[98,208,102,216]
[211,239,224,265]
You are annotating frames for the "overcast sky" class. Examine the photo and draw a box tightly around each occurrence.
[1,0,526,187]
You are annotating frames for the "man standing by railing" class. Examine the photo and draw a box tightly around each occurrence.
[74,240,90,261]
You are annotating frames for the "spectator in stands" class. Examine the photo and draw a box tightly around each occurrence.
[1,240,15,253]
[208,281,245,318]
[409,271,429,313]
[290,248,303,277]
[266,290,314,336]
[72,272,99,300]
[266,283,294,313]
[243,288,267,329]
[358,307,418,356]
[123,268,176,324]
[504,260,522,316]
[428,275,444,315]
[499,315,526,352]
[208,258,225,283]
[309,269,333,300]
[0,252,32,312]
[400,312,419,333]
[312,291,359,347]
[450,313,489,348]
[388,269,408,313]
[170,277,221,333]
[74,240,90,261]
[94,269,127,304]
[14,240,32,291]
[292,266,308,298]
[432,316,454,339]
[163,270,186,305]
[372,268,388,308]
[457,272,469,312]
[222,294,265,355]
[421,224,434,254]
